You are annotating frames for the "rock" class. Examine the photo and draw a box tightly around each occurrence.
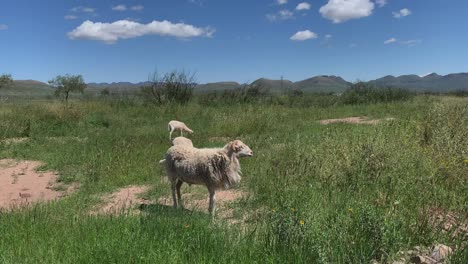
[409,255,436,264]
[430,244,452,262]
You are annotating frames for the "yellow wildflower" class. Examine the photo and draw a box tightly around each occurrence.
[184,224,190,228]
[348,208,353,213]
[299,220,305,225]
[464,159,468,164]
[271,209,276,213]
[291,208,296,212]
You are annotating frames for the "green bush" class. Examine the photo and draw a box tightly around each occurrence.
[341,82,414,105]
[140,70,195,105]
[197,83,270,105]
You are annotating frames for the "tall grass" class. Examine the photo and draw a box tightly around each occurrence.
[0,96,466,263]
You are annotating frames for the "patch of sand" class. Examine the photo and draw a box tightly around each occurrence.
[92,185,151,215]
[1,137,29,145]
[0,159,73,209]
[157,188,246,212]
[93,184,247,219]
[319,116,395,125]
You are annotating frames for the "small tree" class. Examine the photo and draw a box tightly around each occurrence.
[48,74,87,102]
[100,87,110,96]
[0,74,13,89]
[141,70,195,105]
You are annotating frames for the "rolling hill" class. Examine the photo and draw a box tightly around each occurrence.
[369,73,468,92]
[0,80,54,97]
[4,72,468,98]
[251,78,295,94]
[294,75,351,93]
[195,82,241,94]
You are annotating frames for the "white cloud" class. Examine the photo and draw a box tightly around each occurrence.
[393,8,411,18]
[400,39,421,46]
[277,0,288,5]
[67,20,215,44]
[0,24,8,30]
[376,0,387,7]
[296,2,311,11]
[188,0,204,6]
[71,6,96,13]
[131,5,144,11]
[267,9,294,21]
[112,5,127,11]
[384,37,397,44]
[290,30,317,41]
[384,38,421,46]
[319,0,374,23]
[325,34,332,39]
[64,15,78,20]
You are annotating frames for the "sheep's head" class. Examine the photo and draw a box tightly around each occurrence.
[227,140,253,158]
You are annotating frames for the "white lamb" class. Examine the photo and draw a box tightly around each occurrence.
[168,120,193,141]
[162,140,253,214]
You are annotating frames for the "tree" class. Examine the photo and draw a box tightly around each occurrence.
[0,74,13,89]
[48,74,87,102]
[140,70,195,105]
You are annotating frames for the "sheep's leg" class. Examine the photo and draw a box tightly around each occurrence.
[168,125,173,142]
[176,180,183,203]
[181,130,184,137]
[171,181,178,209]
[208,187,216,215]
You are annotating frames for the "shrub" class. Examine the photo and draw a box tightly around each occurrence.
[141,70,195,105]
[341,82,414,105]
[197,83,270,105]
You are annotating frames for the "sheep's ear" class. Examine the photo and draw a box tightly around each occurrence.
[231,140,242,152]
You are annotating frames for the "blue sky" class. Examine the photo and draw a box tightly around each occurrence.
[0,0,467,84]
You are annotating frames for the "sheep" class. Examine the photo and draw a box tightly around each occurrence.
[168,120,193,141]
[162,140,253,214]
[171,136,193,147]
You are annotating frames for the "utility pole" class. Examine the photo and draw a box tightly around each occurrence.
[281,75,283,91]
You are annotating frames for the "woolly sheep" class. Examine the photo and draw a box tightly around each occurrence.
[171,136,194,147]
[162,140,253,214]
[168,120,193,141]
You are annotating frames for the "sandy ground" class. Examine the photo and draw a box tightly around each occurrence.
[0,159,72,209]
[92,185,152,215]
[319,116,395,125]
[93,184,247,219]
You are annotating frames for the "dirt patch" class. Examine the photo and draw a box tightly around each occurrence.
[157,188,246,212]
[0,159,72,209]
[429,207,468,241]
[93,184,247,220]
[92,185,151,215]
[319,116,395,125]
[1,137,29,145]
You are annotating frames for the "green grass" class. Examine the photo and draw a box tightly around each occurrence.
[0,96,467,263]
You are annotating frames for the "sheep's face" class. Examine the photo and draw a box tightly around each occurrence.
[230,140,253,158]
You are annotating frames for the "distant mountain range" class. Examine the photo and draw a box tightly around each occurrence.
[369,73,468,92]
[7,73,468,97]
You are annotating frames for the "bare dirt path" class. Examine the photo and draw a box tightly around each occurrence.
[319,116,395,125]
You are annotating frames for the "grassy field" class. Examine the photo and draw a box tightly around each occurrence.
[0,96,467,263]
